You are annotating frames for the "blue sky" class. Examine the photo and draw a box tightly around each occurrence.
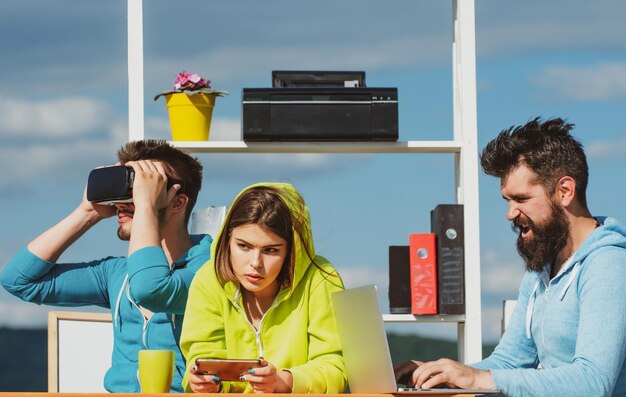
[1,0,625,344]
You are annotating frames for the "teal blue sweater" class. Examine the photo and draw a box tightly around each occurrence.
[1,234,212,392]
[473,217,626,397]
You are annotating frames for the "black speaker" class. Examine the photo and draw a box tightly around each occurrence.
[388,245,411,314]
[431,204,465,314]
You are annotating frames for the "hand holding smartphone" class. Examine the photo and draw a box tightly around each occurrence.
[194,358,264,382]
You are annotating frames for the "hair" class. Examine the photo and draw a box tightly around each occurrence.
[480,117,589,207]
[214,185,316,288]
[117,139,203,224]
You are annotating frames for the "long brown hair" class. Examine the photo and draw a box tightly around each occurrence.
[214,185,314,287]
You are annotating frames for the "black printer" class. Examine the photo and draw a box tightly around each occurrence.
[242,71,398,141]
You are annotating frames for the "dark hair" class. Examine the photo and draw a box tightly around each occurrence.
[117,139,203,224]
[214,185,314,287]
[480,117,589,207]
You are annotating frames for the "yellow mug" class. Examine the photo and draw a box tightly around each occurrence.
[138,349,175,393]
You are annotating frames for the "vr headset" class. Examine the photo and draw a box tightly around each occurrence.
[86,165,184,205]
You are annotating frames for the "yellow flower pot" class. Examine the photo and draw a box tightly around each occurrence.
[165,92,216,141]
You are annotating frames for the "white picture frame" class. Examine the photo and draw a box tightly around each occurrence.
[47,311,113,392]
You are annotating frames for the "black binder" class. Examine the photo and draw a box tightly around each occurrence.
[388,245,411,314]
[430,204,465,314]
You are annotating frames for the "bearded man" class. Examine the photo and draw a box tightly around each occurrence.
[395,118,626,397]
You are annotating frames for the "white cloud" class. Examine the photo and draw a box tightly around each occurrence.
[145,35,448,91]
[480,249,524,296]
[482,304,505,343]
[0,295,110,328]
[0,297,50,328]
[144,116,172,140]
[586,139,626,160]
[476,1,626,57]
[531,63,626,101]
[0,123,126,190]
[479,249,525,342]
[338,266,385,290]
[194,152,368,183]
[210,118,242,141]
[110,120,130,146]
[0,97,113,137]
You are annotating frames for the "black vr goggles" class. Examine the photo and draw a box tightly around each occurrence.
[86,165,184,205]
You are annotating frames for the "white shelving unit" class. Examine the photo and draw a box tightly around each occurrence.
[126,0,482,363]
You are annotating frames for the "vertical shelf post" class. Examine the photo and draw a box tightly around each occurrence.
[127,0,144,141]
[452,0,483,363]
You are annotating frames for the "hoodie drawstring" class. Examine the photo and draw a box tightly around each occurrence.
[114,273,179,343]
[114,274,129,328]
[124,281,149,349]
[559,262,581,300]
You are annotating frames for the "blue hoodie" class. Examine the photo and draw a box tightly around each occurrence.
[0,234,212,392]
[472,217,626,397]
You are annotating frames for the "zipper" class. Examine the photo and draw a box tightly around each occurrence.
[541,275,551,359]
[255,330,263,358]
[142,318,149,349]
[540,268,550,302]
[255,297,280,358]
[232,287,279,358]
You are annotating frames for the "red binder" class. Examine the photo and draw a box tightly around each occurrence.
[409,233,438,314]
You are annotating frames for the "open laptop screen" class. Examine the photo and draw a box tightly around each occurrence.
[332,285,501,395]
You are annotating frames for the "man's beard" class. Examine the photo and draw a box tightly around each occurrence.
[512,201,570,272]
[116,207,167,241]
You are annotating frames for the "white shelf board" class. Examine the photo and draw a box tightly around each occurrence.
[382,313,465,323]
[167,140,462,154]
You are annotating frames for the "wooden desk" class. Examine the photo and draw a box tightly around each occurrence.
[0,393,478,397]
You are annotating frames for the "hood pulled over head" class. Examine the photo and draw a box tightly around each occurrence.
[212,182,316,299]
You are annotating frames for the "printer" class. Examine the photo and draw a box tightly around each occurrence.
[242,71,398,141]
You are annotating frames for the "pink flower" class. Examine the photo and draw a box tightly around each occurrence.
[173,71,191,90]
[154,70,225,101]
[173,71,210,90]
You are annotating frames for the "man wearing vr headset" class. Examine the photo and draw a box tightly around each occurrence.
[1,140,211,393]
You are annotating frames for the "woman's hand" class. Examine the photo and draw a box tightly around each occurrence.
[188,365,221,393]
[240,359,293,393]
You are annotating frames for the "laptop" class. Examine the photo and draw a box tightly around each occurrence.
[331,285,501,395]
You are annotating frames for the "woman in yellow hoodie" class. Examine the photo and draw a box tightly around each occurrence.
[180,182,347,393]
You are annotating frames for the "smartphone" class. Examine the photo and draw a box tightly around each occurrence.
[194,358,263,381]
